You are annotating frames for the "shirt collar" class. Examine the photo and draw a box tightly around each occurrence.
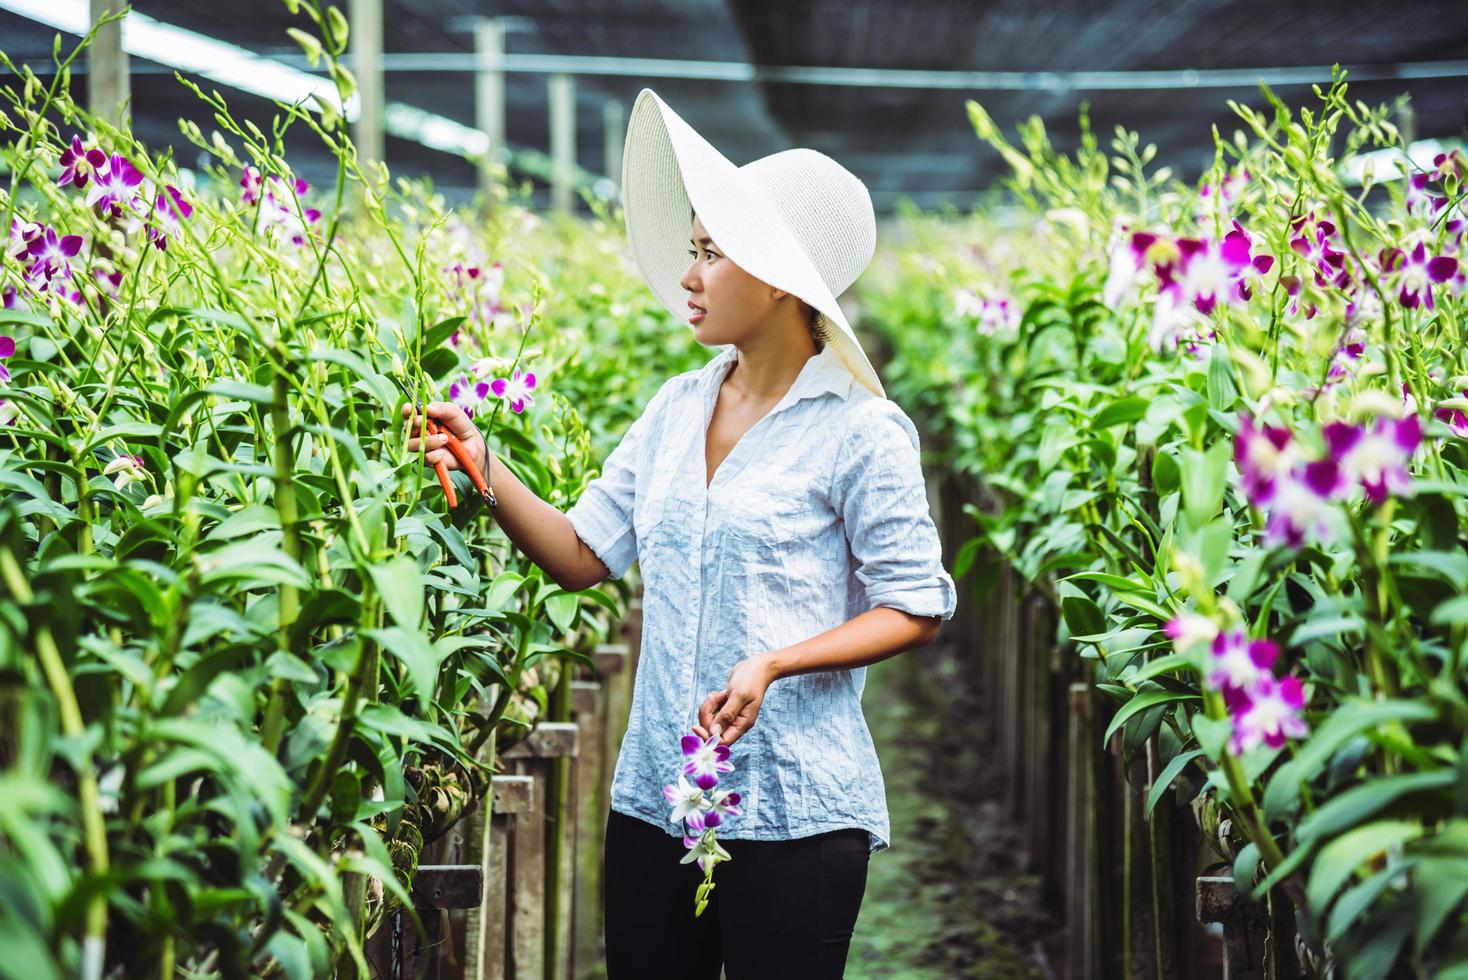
[702,343,854,408]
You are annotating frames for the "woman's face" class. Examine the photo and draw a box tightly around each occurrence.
[679,214,783,346]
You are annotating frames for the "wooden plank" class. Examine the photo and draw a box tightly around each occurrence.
[412,865,485,910]
[483,811,512,980]
[1066,682,1097,980]
[569,680,605,979]
[501,721,579,761]
[593,643,629,680]
[509,759,547,979]
[492,774,535,814]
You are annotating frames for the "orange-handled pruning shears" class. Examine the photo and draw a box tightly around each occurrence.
[400,378,497,510]
[423,415,497,510]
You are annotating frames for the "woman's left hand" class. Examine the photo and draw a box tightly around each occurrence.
[693,655,777,748]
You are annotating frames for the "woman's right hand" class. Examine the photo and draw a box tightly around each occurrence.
[402,401,490,476]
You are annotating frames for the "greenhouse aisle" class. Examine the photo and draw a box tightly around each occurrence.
[845,640,1064,979]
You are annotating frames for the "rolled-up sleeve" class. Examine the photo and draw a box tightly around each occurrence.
[565,381,673,579]
[832,397,957,621]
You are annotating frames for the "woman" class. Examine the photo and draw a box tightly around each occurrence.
[404,88,956,979]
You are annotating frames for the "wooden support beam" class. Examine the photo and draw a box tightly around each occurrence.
[549,73,575,213]
[474,17,506,198]
[87,0,129,127]
[349,0,383,166]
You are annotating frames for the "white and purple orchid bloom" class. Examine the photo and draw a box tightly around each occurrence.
[1102,229,1164,309]
[24,226,84,292]
[1196,169,1250,226]
[1260,461,1345,549]
[1163,612,1219,654]
[448,373,491,418]
[1288,214,1350,290]
[1118,223,1275,353]
[681,731,735,791]
[1171,223,1275,316]
[145,185,194,251]
[680,824,733,874]
[256,175,321,245]
[490,366,537,414]
[0,400,17,427]
[1379,241,1460,311]
[663,773,708,824]
[1228,675,1310,755]
[8,218,42,260]
[953,286,984,320]
[103,452,147,490]
[84,153,145,218]
[58,135,106,190]
[1325,328,1366,385]
[240,165,264,205]
[1322,414,1422,506]
[1207,629,1279,693]
[1434,389,1468,438]
[1233,414,1298,506]
[975,296,1020,336]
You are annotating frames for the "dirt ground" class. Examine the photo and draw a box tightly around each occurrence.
[846,640,1065,979]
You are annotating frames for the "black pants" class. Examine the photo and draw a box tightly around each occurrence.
[602,808,871,979]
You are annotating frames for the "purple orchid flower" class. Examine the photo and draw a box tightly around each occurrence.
[681,732,734,791]
[490,366,537,414]
[1234,414,1296,506]
[0,334,14,384]
[1288,214,1349,289]
[1380,242,1460,311]
[84,153,145,218]
[9,218,42,259]
[24,226,84,292]
[1434,389,1468,439]
[145,184,194,251]
[448,373,490,418]
[58,135,106,190]
[1207,629,1279,693]
[1228,675,1309,755]
[1260,462,1343,549]
[975,296,1020,336]
[1322,415,1422,506]
[1164,612,1219,653]
[240,165,263,205]
[0,400,16,427]
[662,772,708,824]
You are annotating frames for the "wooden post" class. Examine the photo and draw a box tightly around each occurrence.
[481,774,534,980]
[569,680,604,978]
[549,73,575,214]
[603,98,625,190]
[349,0,383,166]
[502,722,578,979]
[87,0,129,128]
[1124,747,1158,978]
[1196,876,1267,979]
[1066,682,1098,980]
[475,18,507,198]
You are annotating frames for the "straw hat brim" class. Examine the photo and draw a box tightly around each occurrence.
[620,88,885,398]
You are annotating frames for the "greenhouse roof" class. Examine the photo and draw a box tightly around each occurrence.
[1,0,1466,213]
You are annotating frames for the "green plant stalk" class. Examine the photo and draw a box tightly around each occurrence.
[0,547,110,977]
[262,371,303,755]
[1201,688,1289,873]
[298,583,380,822]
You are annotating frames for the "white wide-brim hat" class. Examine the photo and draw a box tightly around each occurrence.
[620,88,885,398]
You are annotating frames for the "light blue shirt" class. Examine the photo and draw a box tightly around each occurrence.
[566,342,957,855]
